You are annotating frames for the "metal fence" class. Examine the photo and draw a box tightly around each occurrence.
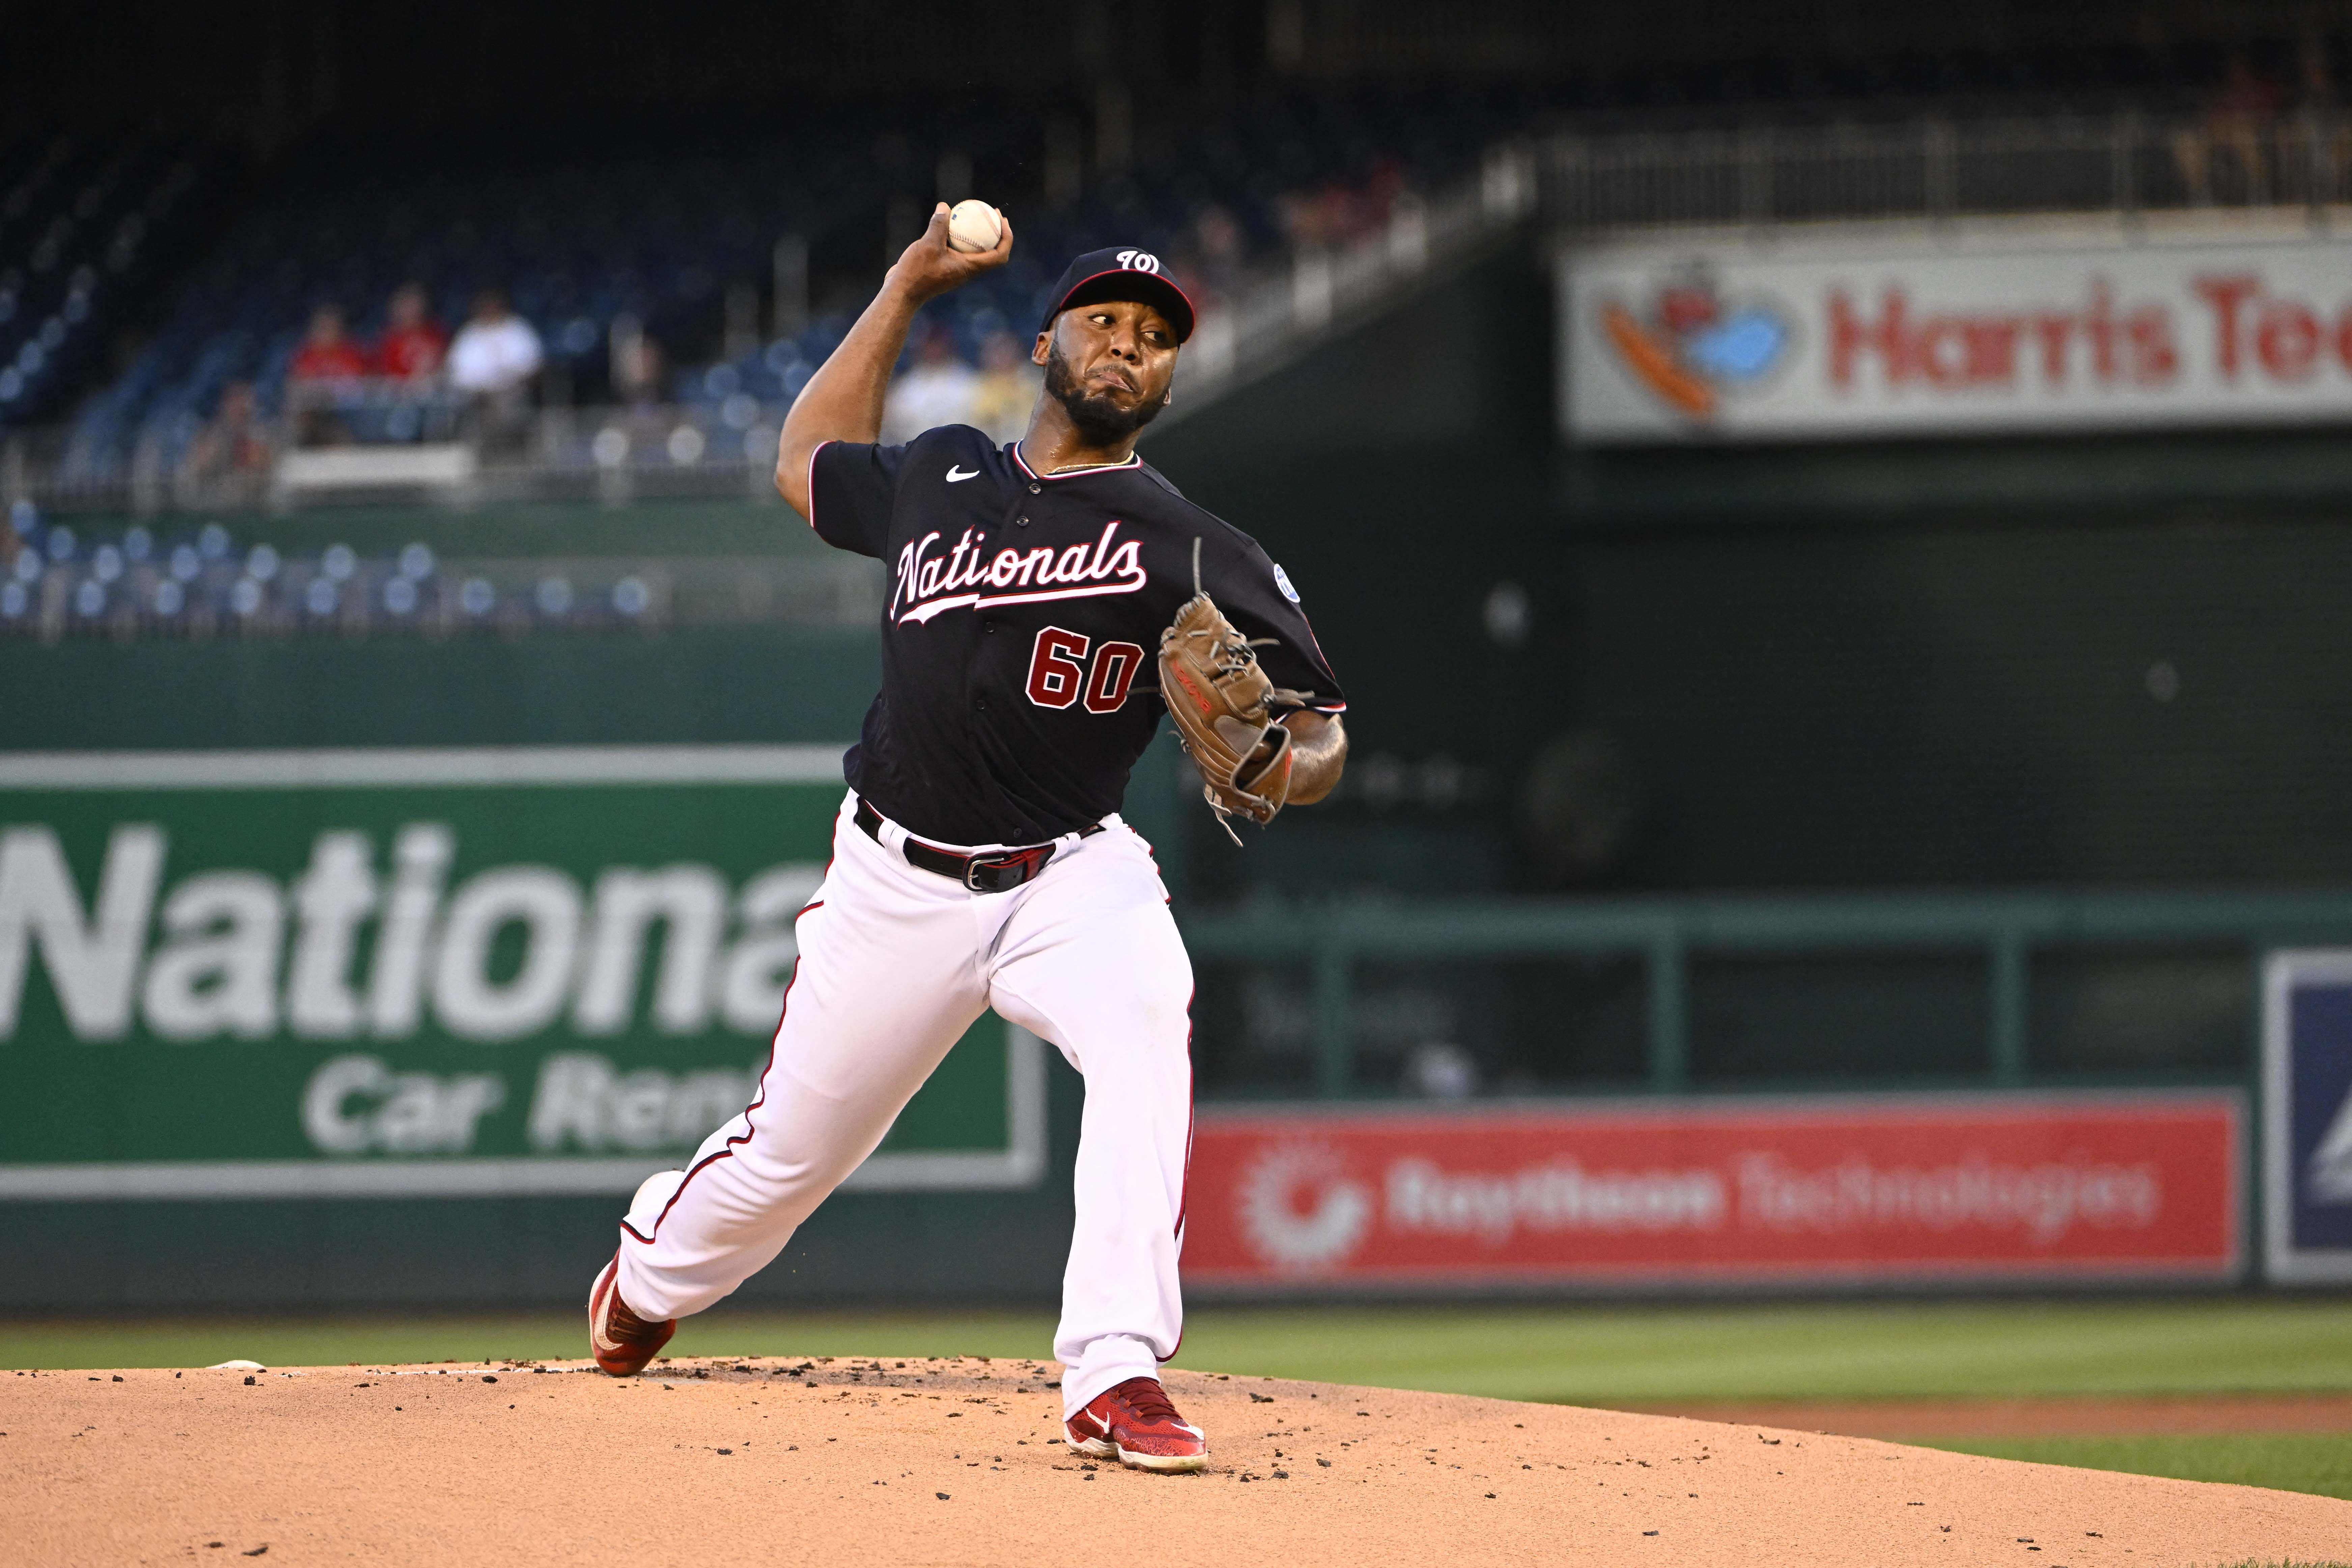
[0,534,884,645]
[1545,110,2352,231]
[1181,887,2352,1098]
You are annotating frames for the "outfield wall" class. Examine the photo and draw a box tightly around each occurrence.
[0,613,1122,1309]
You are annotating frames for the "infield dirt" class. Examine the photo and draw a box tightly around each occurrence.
[7,1356,2348,1567]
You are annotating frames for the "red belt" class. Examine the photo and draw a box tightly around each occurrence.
[855,797,1101,894]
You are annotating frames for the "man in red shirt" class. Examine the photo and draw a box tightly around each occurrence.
[374,283,447,381]
[290,304,368,382]
[288,304,367,446]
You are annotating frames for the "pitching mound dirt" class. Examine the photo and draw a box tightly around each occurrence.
[8,1357,2346,1567]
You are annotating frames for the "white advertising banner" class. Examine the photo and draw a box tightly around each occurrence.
[1561,219,2352,442]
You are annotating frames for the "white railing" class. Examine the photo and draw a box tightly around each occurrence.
[1545,110,2352,232]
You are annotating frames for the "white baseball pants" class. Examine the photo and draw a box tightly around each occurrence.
[612,791,1195,1420]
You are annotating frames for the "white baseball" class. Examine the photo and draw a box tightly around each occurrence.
[945,199,1003,254]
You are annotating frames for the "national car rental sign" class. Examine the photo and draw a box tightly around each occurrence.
[1562,218,2352,441]
[0,747,1045,1200]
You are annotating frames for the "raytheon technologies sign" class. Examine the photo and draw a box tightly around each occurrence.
[1183,1096,2243,1290]
[1563,219,2352,441]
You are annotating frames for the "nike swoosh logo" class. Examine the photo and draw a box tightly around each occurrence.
[946,466,979,483]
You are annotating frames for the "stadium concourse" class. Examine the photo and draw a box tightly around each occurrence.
[11,1356,2351,1567]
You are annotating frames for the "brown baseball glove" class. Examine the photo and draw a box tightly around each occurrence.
[1159,540,1317,843]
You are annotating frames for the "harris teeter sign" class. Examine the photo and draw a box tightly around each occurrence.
[0,748,1044,1199]
[1562,219,2352,442]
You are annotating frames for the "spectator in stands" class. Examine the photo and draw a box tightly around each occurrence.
[291,303,369,382]
[287,303,368,446]
[1278,184,1348,249]
[1185,203,1248,309]
[2293,33,2349,203]
[609,322,674,448]
[449,287,543,397]
[448,288,543,449]
[1279,164,1402,252]
[374,283,447,382]
[177,381,274,505]
[968,331,1039,445]
[2175,52,2285,204]
[879,322,976,443]
[610,319,666,411]
[2298,30,2341,112]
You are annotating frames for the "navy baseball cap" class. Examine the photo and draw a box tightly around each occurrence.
[1037,247,1197,344]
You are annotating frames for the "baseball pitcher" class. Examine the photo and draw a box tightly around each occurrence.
[588,203,1348,1473]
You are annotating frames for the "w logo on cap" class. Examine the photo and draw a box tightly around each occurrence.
[1042,246,1196,343]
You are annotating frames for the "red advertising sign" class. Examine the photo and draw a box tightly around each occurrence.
[1181,1093,2242,1289]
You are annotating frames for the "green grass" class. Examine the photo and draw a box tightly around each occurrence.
[1920,1434,2352,1503]
[1166,1299,2352,1404]
[9,1298,2352,1404]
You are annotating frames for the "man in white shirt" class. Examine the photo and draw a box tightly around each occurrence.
[448,289,544,395]
[447,289,543,448]
[878,323,978,443]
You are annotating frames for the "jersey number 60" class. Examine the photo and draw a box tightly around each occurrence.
[1026,626,1145,714]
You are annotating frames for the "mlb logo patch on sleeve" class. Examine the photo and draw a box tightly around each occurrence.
[1272,564,1300,603]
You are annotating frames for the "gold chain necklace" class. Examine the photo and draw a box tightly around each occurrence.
[1021,441,1133,476]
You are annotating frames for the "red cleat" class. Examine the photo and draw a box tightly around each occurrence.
[1065,1377,1209,1473]
[587,1253,674,1376]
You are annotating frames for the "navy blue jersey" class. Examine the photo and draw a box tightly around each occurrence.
[806,426,1346,846]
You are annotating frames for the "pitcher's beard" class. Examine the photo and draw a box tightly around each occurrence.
[1044,346,1166,445]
